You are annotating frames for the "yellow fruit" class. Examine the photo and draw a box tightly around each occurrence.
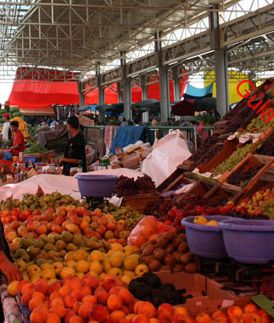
[43,269,56,281]
[75,260,90,273]
[31,273,44,282]
[206,220,219,227]
[124,254,139,271]
[123,270,135,280]
[77,272,84,279]
[89,261,103,274]
[135,264,149,276]
[27,264,41,277]
[67,260,77,268]
[109,251,124,267]
[41,263,54,271]
[52,262,63,275]
[15,260,27,271]
[194,216,208,225]
[103,258,112,272]
[64,251,75,262]
[100,273,106,280]
[124,246,139,256]
[111,243,124,251]
[89,250,104,262]
[108,267,122,278]
[7,281,19,296]
[73,249,88,261]
[60,267,75,279]
[89,271,98,277]
[121,275,131,284]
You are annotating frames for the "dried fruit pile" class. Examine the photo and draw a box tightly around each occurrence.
[114,175,156,197]
[228,165,262,186]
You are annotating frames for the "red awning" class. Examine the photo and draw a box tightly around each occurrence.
[9,76,188,109]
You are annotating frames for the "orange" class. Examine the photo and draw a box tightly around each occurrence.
[110,310,126,321]
[118,288,134,304]
[64,295,77,308]
[59,285,71,297]
[244,303,257,313]
[69,315,84,323]
[107,294,123,311]
[46,313,61,323]
[82,295,97,305]
[78,303,91,319]
[51,305,67,318]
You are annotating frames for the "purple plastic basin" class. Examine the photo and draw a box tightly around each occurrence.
[220,218,274,264]
[76,174,117,198]
[181,215,230,259]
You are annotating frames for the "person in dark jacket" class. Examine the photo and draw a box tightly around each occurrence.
[58,116,87,176]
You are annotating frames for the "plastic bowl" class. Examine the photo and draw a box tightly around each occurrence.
[220,218,274,264]
[76,174,117,198]
[181,215,230,259]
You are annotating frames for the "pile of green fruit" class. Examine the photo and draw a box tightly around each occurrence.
[0,192,88,211]
[111,206,144,229]
[24,142,48,154]
[213,143,255,176]
[11,232,109,266]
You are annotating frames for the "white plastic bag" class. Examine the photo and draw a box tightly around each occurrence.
[141,130,192,187]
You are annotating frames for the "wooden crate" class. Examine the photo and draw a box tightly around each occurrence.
[219,154,274,188]
[121,193,160,213]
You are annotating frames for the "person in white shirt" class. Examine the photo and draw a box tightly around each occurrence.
[1,114,11,143]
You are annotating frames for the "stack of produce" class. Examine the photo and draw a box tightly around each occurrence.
[140,232,198,273]
[0,192,88,213]
[114,175,156,197]
[7,273,271,323]
[129,272,184,306]
[111,206,144,229]
[228,164,262,187]
[24,142,49,154]
[4,206,131,245]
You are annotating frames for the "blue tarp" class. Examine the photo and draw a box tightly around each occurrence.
[111,126,145,153]
[185,83,213,98]
[79,105,97,112]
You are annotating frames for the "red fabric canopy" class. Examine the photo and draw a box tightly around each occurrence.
[9,80,80,109]
[9,78,188,110]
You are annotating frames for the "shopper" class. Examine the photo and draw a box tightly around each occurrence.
[10,120,25,156]
[0,113,11,143]
[59,116,87,176]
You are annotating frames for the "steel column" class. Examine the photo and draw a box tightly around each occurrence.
[209,5,228,117]
[96,66,105,105]
[155,32,170,123]
[121,52,131,120]
[78,81,85,107]
[173,66,180,102]
[141,74,148,100]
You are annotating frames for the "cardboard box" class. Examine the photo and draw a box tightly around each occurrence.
[156,272,250,316]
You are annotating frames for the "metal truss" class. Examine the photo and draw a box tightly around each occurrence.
[0,0,273,84]
[82,2,274,91]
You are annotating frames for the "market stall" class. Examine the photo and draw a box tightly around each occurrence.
[0,79,273,323]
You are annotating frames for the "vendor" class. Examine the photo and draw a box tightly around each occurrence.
[10,121,25,156]
[0,113,11,143]
[59,116,87,176]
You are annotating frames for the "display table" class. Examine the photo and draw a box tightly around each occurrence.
[23,150,56,164]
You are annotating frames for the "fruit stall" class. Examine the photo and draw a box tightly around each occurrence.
[0,79,273,323]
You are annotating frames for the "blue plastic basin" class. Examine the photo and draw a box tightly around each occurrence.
[181,215,230,259]
[220,218,274,264]
[76,174,117,198]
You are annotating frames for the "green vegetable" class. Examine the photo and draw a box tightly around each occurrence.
[213,144,255,176]
[24,143,48,154]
